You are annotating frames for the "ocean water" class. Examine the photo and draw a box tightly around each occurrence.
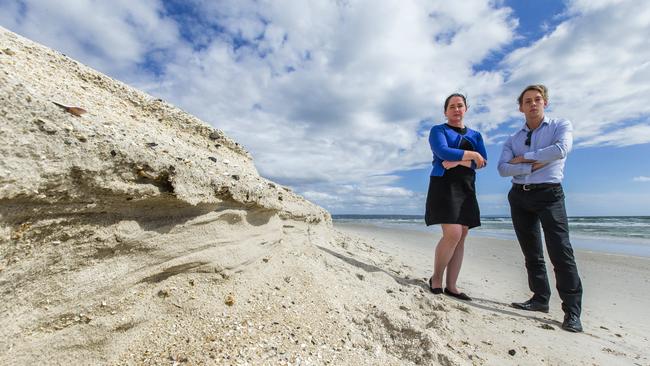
[332,215,650,257]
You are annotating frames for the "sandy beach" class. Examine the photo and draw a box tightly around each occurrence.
[335,222,650,365]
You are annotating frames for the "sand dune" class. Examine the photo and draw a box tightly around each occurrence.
[0,27,459,365]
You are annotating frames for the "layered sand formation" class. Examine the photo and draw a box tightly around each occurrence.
[0,27,466,365]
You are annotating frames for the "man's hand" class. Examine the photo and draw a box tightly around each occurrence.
[509,155,536,164]
[532,162,547,171]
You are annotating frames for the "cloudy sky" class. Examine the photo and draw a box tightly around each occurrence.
[2,0,649,216]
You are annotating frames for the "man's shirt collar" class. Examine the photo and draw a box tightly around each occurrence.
[521,115,549,132]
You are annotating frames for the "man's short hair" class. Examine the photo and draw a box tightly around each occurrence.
[517,84,548,106]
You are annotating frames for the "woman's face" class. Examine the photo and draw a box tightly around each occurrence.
[445,96,466,124]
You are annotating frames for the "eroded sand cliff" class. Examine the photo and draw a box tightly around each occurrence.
[1,27,469,365]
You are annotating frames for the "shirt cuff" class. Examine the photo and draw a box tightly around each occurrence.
[515,163,533,176]
[523,152,536,161]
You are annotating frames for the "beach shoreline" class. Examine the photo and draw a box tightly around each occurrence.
[334,221,650,365]
[333,217,650,258]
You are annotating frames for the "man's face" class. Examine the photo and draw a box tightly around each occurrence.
[519,90,547,121]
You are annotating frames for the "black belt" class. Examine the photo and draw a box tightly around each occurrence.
[512,183,561,191]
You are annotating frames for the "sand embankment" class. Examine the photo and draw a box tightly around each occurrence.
[0,27,462,365]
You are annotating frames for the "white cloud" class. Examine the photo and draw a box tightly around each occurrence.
[633,176,650,182]
[578,125,650,147]
[144,0,517,199]
[566,0,623,12]
[2,0,649,214]
[0,0,180,78]
[493,0,650,146]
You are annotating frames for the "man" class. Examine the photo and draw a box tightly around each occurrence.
[497,84,583,333]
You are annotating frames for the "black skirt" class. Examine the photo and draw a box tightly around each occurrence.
[425,166,480,228]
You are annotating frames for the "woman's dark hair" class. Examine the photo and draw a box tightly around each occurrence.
[444,93,468,112]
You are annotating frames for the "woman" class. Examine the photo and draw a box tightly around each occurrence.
[425,93,487,301]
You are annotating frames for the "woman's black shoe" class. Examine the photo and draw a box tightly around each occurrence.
[444,288,472,301]
[428,277,443,294]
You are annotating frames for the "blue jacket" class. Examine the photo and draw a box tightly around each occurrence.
[428,123,487,176]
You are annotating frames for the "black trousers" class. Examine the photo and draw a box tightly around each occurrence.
[508,184,582,316]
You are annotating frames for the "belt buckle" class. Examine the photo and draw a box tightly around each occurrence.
[522,184,532,191]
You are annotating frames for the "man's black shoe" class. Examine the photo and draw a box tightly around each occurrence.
[562,313,583,333]
[511,299,549,313]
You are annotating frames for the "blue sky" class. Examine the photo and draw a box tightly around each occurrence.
[1,0,649,216]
